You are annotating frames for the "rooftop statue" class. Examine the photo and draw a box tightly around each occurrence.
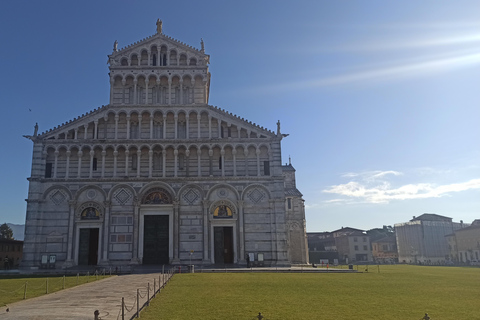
[156,19,163,34]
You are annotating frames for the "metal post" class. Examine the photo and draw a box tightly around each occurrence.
[147,283,150,306]
[77,273,79,286]
[122,297,125,320]
[137,289,139,318]
[46,277,48,294]
[87,271,90,282]
[63,275,65,289]
[23,281,27,300]
[94,310,100,320]
[154,279,156,297]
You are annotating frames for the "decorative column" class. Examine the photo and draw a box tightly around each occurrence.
[197,114,201,138]
[74,128,78,140]
[131,197,140,264]
[173,199,180,263]
[174,115,178,139]
[138,116,142,139]
[179,80,183,104]
[256,148,261,176]
[162,151,166,178]
[208,116,212,139]
[136,150,141,178]
[113,150,118,178]
[148,150,153,178]
[110,78,114,103]
[101,150,106,178]
[244,149,249,176]
[237,127,241,138]
[220,149,225,177]
[218,120,222,138]
[122,79,126,104]
[125,150,129,176]
[133,80,138,104]
[168,79,172,105]
[208,149,213,176]
[64,200,76,266]
[203,81,208,103]
[94,121,98,139]
[114,115,119,139]
[89,150,95,178]
[163,117,167,139]
[83,125,88,140]
[65,150,71,179]
[232,149,237,176]
[100,201,111,265]
[238,200,245,263]
[174,149,178,177]
[156,79,161,104]
[186,113,190,139]
[53,150,59,178]
[145,79,149,105]
[126,116,131,139]
[147,52,151,66]
[191,79,196,104]
[202,200,210,262]
[149,115,154,139]
[77,151,83,178]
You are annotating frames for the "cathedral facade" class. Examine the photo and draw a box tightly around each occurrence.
[22,21,308,269]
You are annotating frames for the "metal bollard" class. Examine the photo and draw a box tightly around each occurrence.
[137,289,139,318]
[153,279,156,297]
[147,283,150,306]
[122,297,125,320]
[46,277,48,294]
[63,275,65,289]
[23,281,27,300]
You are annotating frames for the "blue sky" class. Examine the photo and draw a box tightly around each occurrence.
[0,1,479,231]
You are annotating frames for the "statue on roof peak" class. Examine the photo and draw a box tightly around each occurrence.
[156,19,163,34]
[201,38,205,52]
[113,40,118,52]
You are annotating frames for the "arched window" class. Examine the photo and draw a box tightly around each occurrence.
[152,54,157,66]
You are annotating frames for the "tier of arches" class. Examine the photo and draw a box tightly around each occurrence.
[110,73,207,105]
[115,44,202,68]
[43,144,272,180]
[48,109,267,141]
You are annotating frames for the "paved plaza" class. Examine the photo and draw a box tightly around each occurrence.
[1,272,167,320]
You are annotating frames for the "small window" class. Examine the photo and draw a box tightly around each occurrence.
[93,158,97,171]
[287,198,292,209]
[220,126,224,138]
[218,156,222,169]
[263,161,270,175]
[354,245,359,251]
[363,245,368,250]
[227,127,231,138]
[152,54,157,66]
[179,154,185,170]
[131,154,137,170]
[45,163,53,178]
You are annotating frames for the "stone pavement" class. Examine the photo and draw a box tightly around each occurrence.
[1,272,169,320]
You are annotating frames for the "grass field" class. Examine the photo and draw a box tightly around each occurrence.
[141,265,480,320]
[0,273,109,307]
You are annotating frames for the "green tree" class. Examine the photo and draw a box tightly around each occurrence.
[0,223,14,239]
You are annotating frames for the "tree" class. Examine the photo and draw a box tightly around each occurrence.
[0,223,14,240]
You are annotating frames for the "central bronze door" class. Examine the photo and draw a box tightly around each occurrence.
[214,226,234,264]
[143,215,169,264]
[78,228,99,265]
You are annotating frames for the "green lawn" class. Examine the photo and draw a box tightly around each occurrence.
[141,265,480,320]
[0,273,110,306]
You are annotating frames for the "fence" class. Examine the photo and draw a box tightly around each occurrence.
[114,267,175,320]
[0,268,110,302]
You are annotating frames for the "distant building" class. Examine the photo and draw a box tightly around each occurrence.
[1,239,23,269]
[395,214,464,264]
[371,235,397,263]
[307,232,338,264]
[332,227,372,263]
[445,219,480,264]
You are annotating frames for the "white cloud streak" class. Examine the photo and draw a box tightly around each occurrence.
[324,178,480,204]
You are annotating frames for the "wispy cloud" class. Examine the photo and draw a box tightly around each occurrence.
[323,171,480,203]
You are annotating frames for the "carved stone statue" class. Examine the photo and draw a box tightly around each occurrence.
[277,120,281,135]
[34,123,38,136]
[113,40,118,52]
[156,19,163,34]
[201,38,204,51]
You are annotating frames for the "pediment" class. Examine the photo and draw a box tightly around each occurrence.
[108,32,208,67]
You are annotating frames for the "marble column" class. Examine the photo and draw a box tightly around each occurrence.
[77,151,83,178]
[65,151,71,179]
[100,201,111,265]
[202,200,210,262]
[101,150,106,178]
[53,150,59,178]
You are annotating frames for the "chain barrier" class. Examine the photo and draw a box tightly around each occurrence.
[0,282,26,294]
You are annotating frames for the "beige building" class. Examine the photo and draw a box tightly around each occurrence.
[332,227,372,263]
[21,20,308,269]
[446,220,480,264]
[371,235,397,263]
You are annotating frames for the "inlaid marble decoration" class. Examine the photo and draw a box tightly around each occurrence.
[216,188,229,198]
[114,188,132,205]
[50,190,67,205]
[87,189,97,200]
[183,188,200,205]
[247,188,265,204]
